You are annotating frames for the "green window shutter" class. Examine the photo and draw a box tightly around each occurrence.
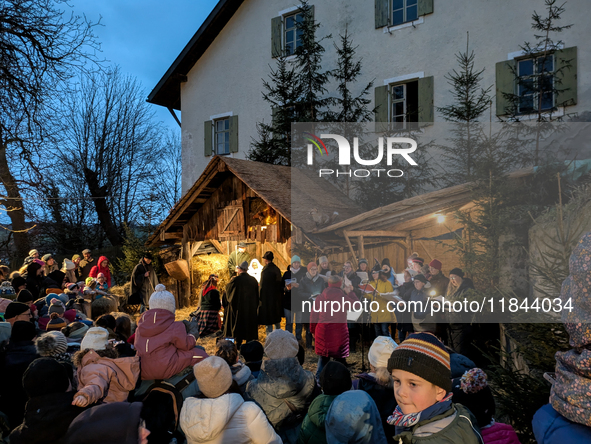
[495,60,516,116]
[204,120,212,156]
[375,0,389,28]
[271,16,282,58]
[418,76,434,125]
[229,115,239,153]
[374,85,389,122]
[555,46,577,107]
[418,0,434,16]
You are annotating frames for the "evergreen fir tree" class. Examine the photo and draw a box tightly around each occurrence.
[436,33,492,185]
[294,0,332,123]
[248,56,302,165]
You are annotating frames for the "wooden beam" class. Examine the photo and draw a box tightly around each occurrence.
[358,235,365,259]
[209,239,224,254]
[163,233,183,240]
[346,230,408,237]
[190,241,203,257]
[343,231,358,267]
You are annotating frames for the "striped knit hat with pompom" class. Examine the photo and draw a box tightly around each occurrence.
[387,332,451,392]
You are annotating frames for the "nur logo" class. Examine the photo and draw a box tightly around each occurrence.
[304,133,418,178]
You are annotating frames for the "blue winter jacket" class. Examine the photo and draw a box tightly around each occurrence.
[532,403,591,444]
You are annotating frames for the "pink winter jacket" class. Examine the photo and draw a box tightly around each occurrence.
[135,308,208,380]
[76,350,140,404]
[481,422,521,444]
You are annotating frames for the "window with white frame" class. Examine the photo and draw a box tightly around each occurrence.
[392,0,418,26]
[390,81,418,129]
[214,118,230,155]
[517,55,554,114]
[284,12,303,56]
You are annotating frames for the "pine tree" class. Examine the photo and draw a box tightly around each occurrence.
[436,33,492,185]
[294,0,332,123]
[248,56,302,165]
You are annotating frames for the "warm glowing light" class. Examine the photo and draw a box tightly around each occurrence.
[436,214,445,224]
[430,290,436,296]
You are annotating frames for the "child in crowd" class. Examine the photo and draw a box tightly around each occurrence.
[180,356,281,444]
[216,338,253,394]
[387,332,482,443]
[71,326,140,406]
[239,340,264,377]
[298,361,352,444]
[325,390,388,444]
[452,368,520,444]
[96,273,109,292]
[135,284,208,381]
[353,336,398,442]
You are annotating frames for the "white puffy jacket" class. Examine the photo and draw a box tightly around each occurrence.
[180,393,282,444]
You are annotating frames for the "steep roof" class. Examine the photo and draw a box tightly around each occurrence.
[148,0,245,110]
[147,156,363,246]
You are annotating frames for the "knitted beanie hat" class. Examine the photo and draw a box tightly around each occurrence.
[4,301,29,320]
[148,284,176,314]
[80,327,109,351]
[240,340,264,363]
[11,321,36,342]
[64,322,89,340]
[291,255,301,264]
[318,256,328,264]
[449,268,465,278]
[387,332,451,392]
[46,313,67,331]
[451,368,495,428]
[48,300,65,316]
[35,331,68,357]
[193,356,233,398]
[429,259,442,270]
[320,361,352,396]
[23,358,70,398]
[16,289,33,303]
[264,329,299,360]
[368,336,398,369]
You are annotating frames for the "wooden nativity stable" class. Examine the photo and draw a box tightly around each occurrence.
[147,156,363,307]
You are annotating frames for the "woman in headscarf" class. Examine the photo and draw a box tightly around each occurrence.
[195,274,222,338]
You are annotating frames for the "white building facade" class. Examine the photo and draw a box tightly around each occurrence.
[148,0,589,194]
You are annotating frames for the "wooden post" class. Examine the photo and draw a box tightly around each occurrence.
[343,231,358,268]
[358,235,365,259]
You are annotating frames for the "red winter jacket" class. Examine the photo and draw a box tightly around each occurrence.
[481,422,521,444]
[135,308,208,380]
[310,283,358,359]
[89,256,112,288]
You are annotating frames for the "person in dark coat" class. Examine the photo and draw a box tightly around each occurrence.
[446,268,476,358]
[8,358,86,444]
[224,261,259,348]
[300,262,327,349]
[130,253,159,312]
[258,251,284,334]
[25,262,44,299]
[227,242,251,276]
[289,255,308,345]
[282,265,293,332]
[78,249,95,281]
[395,269,416,342]
[338,261,362,353]
[63,401,150,444]
[0,321,39,430]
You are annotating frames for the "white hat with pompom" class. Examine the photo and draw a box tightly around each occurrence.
[148,284,176,314]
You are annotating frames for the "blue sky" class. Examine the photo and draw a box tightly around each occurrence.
[70,0,219,132]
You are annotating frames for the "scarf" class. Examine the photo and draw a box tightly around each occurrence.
[387,393,453,432]
[202,286,215,297]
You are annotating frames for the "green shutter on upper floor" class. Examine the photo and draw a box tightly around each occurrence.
[418,76,434,125]
[375,0,389,28]
[374,85,389,122]
[229,115,239,153]
[271,16,282,58]
[418,0,434,16]
[204,120,212,156]
[555,46,577,107]
[495,60,516,116]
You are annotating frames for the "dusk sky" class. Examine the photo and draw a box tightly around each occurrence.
[69,0,219,132]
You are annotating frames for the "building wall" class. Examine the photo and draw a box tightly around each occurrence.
[179,0,591,192]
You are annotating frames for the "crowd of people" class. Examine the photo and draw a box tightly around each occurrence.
[0,237,589,443]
